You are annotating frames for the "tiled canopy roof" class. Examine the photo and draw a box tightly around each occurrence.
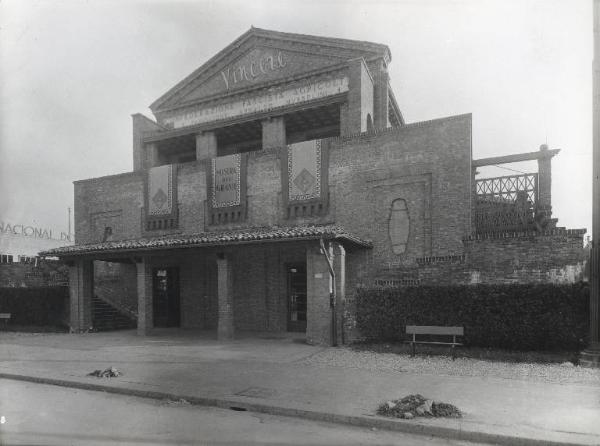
[40,225,371,258]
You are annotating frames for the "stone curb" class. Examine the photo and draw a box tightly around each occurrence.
[0,372,592,446]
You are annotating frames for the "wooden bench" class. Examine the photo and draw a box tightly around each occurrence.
[406,325,464,359]
[0,313,11,327]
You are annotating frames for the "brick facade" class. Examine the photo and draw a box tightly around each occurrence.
[53,28,586,345]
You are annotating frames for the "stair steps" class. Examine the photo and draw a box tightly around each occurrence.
[92,296,137,331]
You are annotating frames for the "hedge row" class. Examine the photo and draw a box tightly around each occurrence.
[0,287,69,326]
[356,283,589,351]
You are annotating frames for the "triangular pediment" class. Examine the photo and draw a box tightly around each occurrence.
[182,46,342,104]
[150,28,390,113]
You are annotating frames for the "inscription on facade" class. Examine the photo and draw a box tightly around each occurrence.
[0,221,71,241]
[220,51,286,90]
[164,77,349,129]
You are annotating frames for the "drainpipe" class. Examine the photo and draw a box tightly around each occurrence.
[319,238,337,346]
[338,244,346,346]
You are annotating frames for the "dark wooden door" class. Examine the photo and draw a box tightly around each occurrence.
[153,267,180,327]
[287,263,307,332]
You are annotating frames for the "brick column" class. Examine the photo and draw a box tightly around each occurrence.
[262,116,286,149]
[196,131,218,161]
[217,253,234,340]
[68,260,93,332]
[537,144,553,220]
[136,258,153,335]
[306,244,332,346]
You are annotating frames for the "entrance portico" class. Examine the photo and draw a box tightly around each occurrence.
[51,225,369,346]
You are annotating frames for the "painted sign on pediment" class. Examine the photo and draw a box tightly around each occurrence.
[181,47,342,104]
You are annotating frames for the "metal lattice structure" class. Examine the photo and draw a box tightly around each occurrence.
[475,173,538,233]
[476,173,538,204]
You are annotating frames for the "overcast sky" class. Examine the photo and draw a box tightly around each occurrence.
[0,0,593,237]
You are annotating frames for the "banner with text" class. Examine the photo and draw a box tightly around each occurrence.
[212,154,242,208]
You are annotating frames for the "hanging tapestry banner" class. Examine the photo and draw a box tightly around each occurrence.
[212,154,241,208]
[288,140,321,202]
[148,165,175,216]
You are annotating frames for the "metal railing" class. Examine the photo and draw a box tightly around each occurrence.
[475,173,538,233]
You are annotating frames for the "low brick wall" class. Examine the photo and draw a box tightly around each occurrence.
[0,261,68,288]
[343,228,588,343]
[0,287,69,326]
[369,229,587,287]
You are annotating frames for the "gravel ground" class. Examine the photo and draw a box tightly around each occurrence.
[300,347,600,385]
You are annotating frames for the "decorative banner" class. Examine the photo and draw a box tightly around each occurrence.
[288,140,321,202]
[148,165,174,216]
[212,154,241,208]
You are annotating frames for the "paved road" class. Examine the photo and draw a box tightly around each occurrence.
[0,379,483,446]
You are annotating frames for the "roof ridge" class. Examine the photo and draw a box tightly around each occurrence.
[250,27,390,55]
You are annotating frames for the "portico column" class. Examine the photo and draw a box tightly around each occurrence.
[196,131,218,161]
[262,116,286,149]
[144,143,160,169]
[136,258,153,335]
[68,259,93,332]
[217,253,234,340]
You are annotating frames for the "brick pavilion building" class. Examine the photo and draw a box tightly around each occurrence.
[43,28,586,344]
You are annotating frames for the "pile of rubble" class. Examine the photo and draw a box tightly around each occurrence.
[87,367,121,378]
[377,394,461,419]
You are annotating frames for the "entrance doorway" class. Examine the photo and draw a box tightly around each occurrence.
[287,263,307,332]
[152,267,180,327]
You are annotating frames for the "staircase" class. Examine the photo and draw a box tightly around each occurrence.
[580,348,600,369]
[92,296,137,331]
